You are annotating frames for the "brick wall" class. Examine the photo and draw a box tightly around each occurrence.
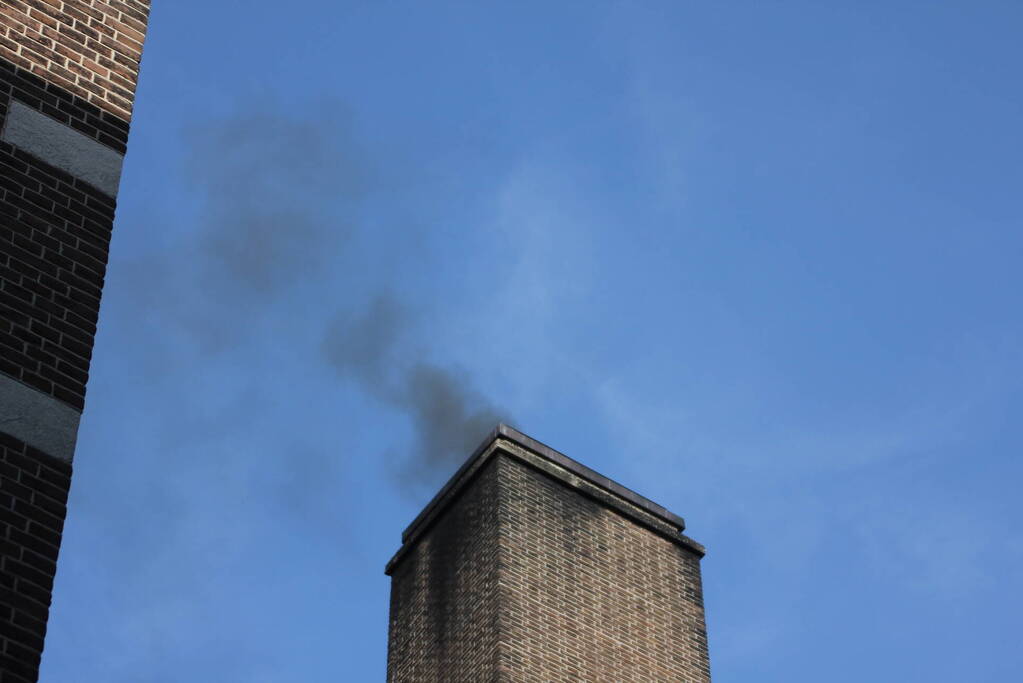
[0,2,151,680]
[386,426,713,682]
[386,456,504,682]
[497,453,711,681]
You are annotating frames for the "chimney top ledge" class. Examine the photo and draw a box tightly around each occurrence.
[386,424,702,576]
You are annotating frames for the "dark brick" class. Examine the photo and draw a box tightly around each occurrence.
[5,533,54,575]
[11,578,52,612]
[33,462,70,491]
[0,479,35,505]
[4,637,41,667]
[11,500,63,534]
[4,557,56,593]
[11,609,45,636]
[0,508,29,533]
[17,548,55,576]
[0,617,44,653]
[0,653,37,681]
[50,383,83,409]
[0,461,21,482]
[0,587,47,624]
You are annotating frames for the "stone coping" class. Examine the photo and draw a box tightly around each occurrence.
[386,424,704,575]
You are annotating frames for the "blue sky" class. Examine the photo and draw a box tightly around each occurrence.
[41,2,1023,680]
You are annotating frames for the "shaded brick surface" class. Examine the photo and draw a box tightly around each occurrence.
[387,440,712,682]
[387,457,504,682]
[0,431,70,683]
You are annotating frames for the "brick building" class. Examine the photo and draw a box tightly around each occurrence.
[0,2,151,680]
[386,424,712,682]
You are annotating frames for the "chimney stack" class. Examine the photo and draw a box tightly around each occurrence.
[385,424,712,681]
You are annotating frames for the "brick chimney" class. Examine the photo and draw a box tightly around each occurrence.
[0,3,152,680]
[385,424,712,681]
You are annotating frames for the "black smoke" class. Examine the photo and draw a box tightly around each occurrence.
[119,101,506,492]
[323,292,503,490]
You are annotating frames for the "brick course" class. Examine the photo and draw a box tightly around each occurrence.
[386,427,713,682]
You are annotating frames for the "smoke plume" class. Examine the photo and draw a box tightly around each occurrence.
[323,292,504,489]
[118,101,506,491]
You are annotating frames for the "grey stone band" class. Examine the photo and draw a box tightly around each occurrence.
[2,99,124,197]
[0,373,81,463]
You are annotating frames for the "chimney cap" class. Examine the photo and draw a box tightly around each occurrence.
[394,424,696,559]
